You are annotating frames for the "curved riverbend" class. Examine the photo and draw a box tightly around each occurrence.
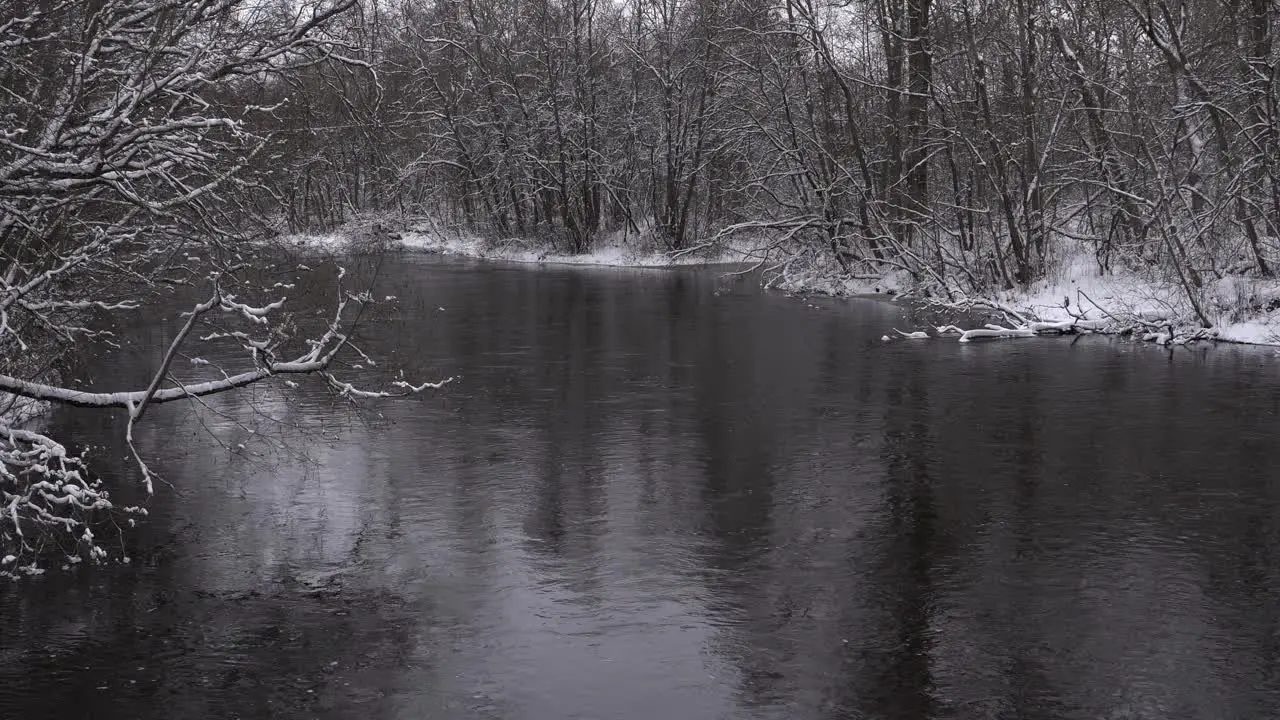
[3,255,1279,719]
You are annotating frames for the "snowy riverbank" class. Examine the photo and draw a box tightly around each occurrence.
[770,250,1280,347]
[282,223,760,269]
[279,224,1280,348]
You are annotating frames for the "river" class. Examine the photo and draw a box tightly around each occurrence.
[3,254,1280,719]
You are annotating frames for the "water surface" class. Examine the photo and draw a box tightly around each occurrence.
[3,255,1280,719]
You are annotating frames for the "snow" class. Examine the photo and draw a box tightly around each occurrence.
[1214,320,1280,346]
[1000,254,1280,346]
[773,263,914,297]
[958,325,1036,342]
[0,394,49,428]
[280,225,757,269]
[984,252,1174,328]
[752,246,1280,347]
[276,228,1280,347]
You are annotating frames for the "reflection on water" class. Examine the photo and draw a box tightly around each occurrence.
[4,255,1280,719]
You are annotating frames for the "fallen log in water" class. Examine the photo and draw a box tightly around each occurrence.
[958,324,1036,342]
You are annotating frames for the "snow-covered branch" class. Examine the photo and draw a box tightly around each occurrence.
[0,0,436,573]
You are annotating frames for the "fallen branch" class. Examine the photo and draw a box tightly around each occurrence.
[958,324,1036,342]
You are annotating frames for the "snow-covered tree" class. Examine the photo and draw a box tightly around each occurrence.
[0,0,447,573]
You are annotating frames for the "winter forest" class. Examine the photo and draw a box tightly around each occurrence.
[11,3,1280,715]
[12,0,1280,294]
[260,0,1280,302]
[3,0,1280,557]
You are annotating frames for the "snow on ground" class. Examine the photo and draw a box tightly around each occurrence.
[771,248,1280,347]
[1215,320,1280,345]
[280,225,1280,347]
[396,230,755,267]
[771,263,914,297]
[993,253,1179,324]
[282,223,758,269]
[994,253,1280,346]
[762,247,915,298]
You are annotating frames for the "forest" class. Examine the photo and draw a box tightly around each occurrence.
[6,5,1280,714]
[3,0,1280,564]
[249,0,1280,320]
[8,0,1280,313]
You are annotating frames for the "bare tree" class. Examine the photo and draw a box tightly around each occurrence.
[162,0,1280,330]
[0,0,447,572]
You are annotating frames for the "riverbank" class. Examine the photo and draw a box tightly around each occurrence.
[282,222,759,269]
[279,223,1280,348]
[767,249,1280,347]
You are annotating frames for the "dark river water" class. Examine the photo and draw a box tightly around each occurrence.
[4,255,1280,719]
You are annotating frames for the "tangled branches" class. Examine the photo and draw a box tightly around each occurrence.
[0,0,448,573]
